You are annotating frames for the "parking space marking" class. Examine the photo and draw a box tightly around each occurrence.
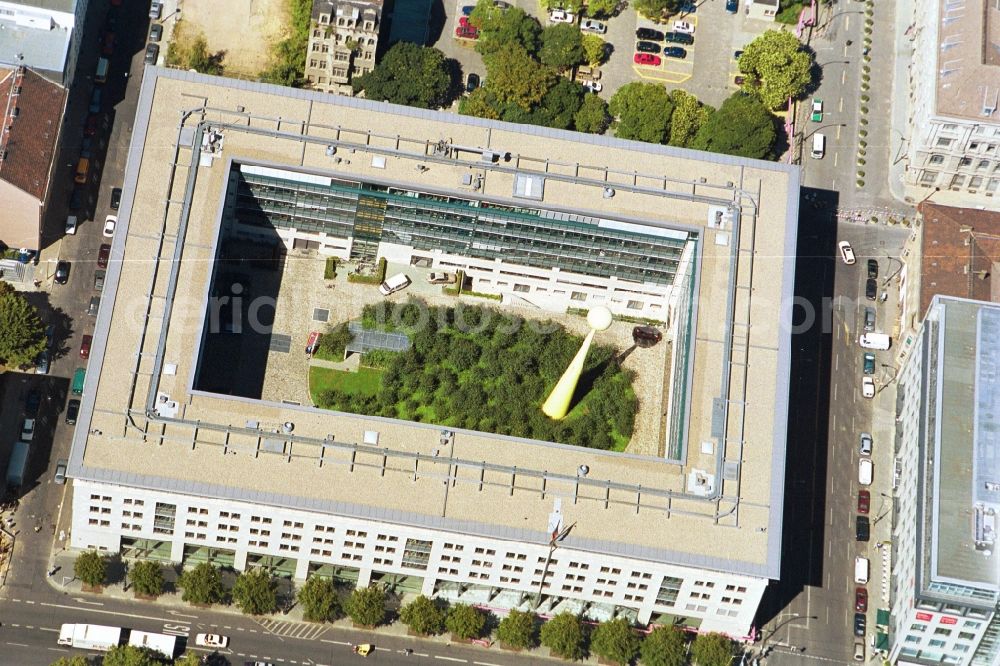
[632,66,692,84]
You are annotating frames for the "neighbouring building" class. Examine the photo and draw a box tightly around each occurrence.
[0,65,66,253]
[66,67,800,639]
[746,0,778,21]
[903,0,1000,201]
[0,0,90,86]
[890,296,1000,665]
[305,0,381,95]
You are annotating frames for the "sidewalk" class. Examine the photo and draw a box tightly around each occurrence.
[887,0,917,204]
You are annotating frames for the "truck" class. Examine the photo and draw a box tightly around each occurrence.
[58,624,123,651]
[859,332,891,350]
[5,441,30,488]
[128,630,177,658]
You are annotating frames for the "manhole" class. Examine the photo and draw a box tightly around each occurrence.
[270,334,292,353]
[313,308,330,322]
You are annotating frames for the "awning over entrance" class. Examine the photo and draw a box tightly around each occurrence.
[875,631,889,651]
[876,608,890,627]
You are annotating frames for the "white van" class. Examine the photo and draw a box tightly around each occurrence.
[859,333,891,350]
[854,556,869,584]
[378,272,411,296]
[858,459,873,486]
[811,133,826,159]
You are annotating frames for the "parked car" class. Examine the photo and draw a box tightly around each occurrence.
[663,46,687,59]
[74,157,90,184]
[672,20,695,33]
[98,244,111,269]
[582,79,602,93]
[194,634,229,648]
[632,325,662,347]
[84,114,101,137]
[54,459,67,485]
[65,399,81,425]
[838,241,855,265]
[70,186,87,210]
[858,459,873,486]
[461,4,475,14]
[853,612,866,637]
[455,24,479,38]
[548,9,575,22]
[493,0,511,7]
[20,418,35,442]
[865,277,877,300]
[80,334,93,359]
[679,0,697,12]
[100,31,116,55]
[633,53,661,66]
[725,0,738,12]
[857,490,870,514]
[867,258,879,279]
[94,269,106,292]
[859,432,872,456]
[855,587,868,612]
[734,49,744,59]
[88,296,101,317]
[25,390,41,418]
[55,260,71,284]
[110,187,122,210]
[465,72,480,93]
[855,515,870,542]
[89,88,102,114]
[149,1,162,19]
[635,27,664,41]
[636,40,661,54]
[426,272,456,284]
[664,31,694,45]
[144,43,160,65]
[580,18,607,33]
[103,215,117,237]
[149,23,163,42]
[863,306,876,331]
[811,98,823,122]
[66,216,78,235]
[35,350,50,374]
[854,642,865,662]
[862,376,875,398]
[862,352,875,375]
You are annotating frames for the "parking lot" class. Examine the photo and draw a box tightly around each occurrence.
[431,0,780,109]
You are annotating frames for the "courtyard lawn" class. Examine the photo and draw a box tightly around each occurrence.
[309,366,383,404]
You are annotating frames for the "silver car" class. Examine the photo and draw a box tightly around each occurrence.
[54,459,67,485]
[580,18,607,33]
[859,433,872,456]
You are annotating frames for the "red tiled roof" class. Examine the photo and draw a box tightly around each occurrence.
[0,66,67,202]
[919,202,1000,317]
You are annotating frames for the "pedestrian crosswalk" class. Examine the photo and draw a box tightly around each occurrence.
[255,618,330,641]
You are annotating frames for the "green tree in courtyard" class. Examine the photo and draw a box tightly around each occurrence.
[352,43,454,109]
[539,23,586,69]
[667,89,713,148]
[737,29,814,109]
[609,82,674,143]
[581,34,607,66]
[574,93,610,133]
[0,282,45,369]
[470,1,542,56]
[691,92,777,159]
[483,43,556,111]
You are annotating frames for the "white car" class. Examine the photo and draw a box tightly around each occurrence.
[20,418,35,442]
[838,240,856,265]
[65,216,78,235]
[194,633,229,648]
[673,20,695,33]
[426,272,456,284]
[582,79,603,93]
[580,18,607,33]
[862,376,875,399]
[549,9,575,22]
[858,458,873,486]
[102,215,117,238]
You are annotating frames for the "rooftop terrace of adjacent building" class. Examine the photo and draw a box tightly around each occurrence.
[68,68,799,579]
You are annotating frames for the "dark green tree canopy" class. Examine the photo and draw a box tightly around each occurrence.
[590,617,640,666]
[691,632,738,666]
[496,609,538,649]
[483,43,557,111]
[539,23,586,69]
[609,82,674,144]
[692,92,777,159]
[471,2,542,56]
[667,89,712,148]
[738,29,814,109]
[178,562,226,605]
[0,282,45,369]
[574,93,611,134]
[347,586,387,627]
[298,575,343,622]
[633,0,681,20]
[539,612,586,661]
[102,645,160,666]
[232,567,278,615]
[73,550,106,588]
[639,625,688,666]
[400,595,448,636]
[129,560,164,597]
[446,603,488,639]
[352,43,454,109]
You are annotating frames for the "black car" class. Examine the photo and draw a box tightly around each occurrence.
[853,612,866,637]
[69,186,86,211]
[25,390,41,418]
[144,43,160,65]
[856,515,870,542]
[635,27,664,41]
[54,261,70,285]
[149,23,163,42]
[664,31,694,45]
[664,46,687,59]
[865,277,877,301]
[726,0,738,11]
[679,0,697,12]
[466,72,480,93]
[734,49,744,59]
[65,399,81,425]
[632,325,663,347]
[636,41,661,54]
[867,259,879,279]
[110,187,122,210]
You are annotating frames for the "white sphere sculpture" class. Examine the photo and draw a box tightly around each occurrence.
[587,305,614,331]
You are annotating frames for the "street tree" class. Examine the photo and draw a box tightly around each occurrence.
[232,567,278,615]
[298,575,342,622]
[691,632,737,666]
[0,282,45,369]
[129,560,164,597]
[691,92,777,159]
[539,612,586,661]
[590,617,641,666]
[483,44,557,111]
[539,23,586,69]
[639,625,688,666]
[667,89,712,148]
[586,0,619,17]
[574,93,610,133]
[102,645,160,666]
[400,595,447,636]
[471,2,542,57]
[352,43,454,109]
[633,0,681,20]
[177,562,226,605]
[346,586,387,627]
[581,34,607,66]
[738,29,814,109]
[49,657,91,666]
[497,609,538,649]
[73,550,106,588]
[446,603,487,639]
[507,78,582,129]
[173,654,203,666]
[458,88,502,120]
[609,82,674,143]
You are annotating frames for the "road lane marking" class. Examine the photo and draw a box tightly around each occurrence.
[5,643,29,647]
[833,153,838,168]
[434,658,468,663]
[474,662,503,666]
[39,600,190,623]
[841,70,846,85]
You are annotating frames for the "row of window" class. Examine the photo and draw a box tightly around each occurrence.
[925,153,1000,171]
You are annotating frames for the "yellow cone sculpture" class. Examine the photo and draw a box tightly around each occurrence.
[542,306,614,420]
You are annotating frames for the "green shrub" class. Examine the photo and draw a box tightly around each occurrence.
[347,257,388,285]
[401,595,447,636]
[446,603,488,640]
[497,609,538,649]
[324,257,338,279]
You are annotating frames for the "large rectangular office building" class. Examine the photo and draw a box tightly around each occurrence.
[67,68,800,637]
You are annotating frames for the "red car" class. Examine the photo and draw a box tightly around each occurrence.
[857,490,870,514]
[101,31,116,55]
[634,53,661,66]
[84,114,100,137]
[455,25,479,39]
[80,334,93,359]
[97,244,111,269]
[855,587,868,612]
